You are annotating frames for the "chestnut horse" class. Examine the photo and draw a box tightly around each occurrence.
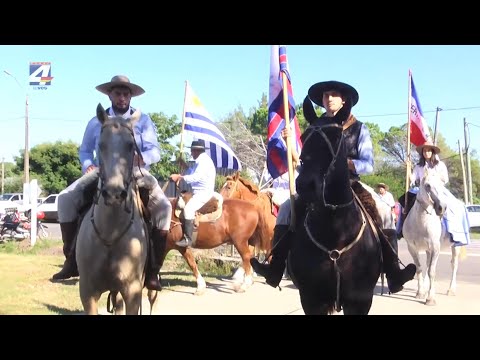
[220,172,276,256]
[157,195,271,294]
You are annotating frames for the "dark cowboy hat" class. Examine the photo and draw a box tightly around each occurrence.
[96,75,145,97]
[308,80,359,108]
[416,140,441,155]
[187,139,209,150]
[377,183,389,191]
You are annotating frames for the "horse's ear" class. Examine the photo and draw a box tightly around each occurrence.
[97,103,108,124]
[303,95,320,124]
[128,108,142,128]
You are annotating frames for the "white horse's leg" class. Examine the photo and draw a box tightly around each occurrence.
[425,248,440,306]
[447,246,460,296]
[195,273,207,296]
[406,243,425,299]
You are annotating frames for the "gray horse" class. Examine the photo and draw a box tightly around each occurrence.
[76,104,154,315]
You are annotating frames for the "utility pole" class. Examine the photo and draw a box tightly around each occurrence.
[1,157,4,195]
[3,70,29,184]
[433,107,442,145]
[458,140,468,204]
[464,118,473,204]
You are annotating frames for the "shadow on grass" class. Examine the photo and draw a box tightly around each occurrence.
[38,302,83,315]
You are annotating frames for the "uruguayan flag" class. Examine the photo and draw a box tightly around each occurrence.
[183,83,242,170]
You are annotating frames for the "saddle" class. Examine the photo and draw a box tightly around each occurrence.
[175,191,223,227]
[351,181,382,226]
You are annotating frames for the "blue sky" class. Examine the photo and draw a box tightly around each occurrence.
[1,45,479,163]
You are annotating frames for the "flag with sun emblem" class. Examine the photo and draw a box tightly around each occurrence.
[183,83,242,170]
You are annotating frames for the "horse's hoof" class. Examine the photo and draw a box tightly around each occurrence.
[447,289,456,296]
[194,287,206,296]
[415,292,426,300]
[425,298,437,306]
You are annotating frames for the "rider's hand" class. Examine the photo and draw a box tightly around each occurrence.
[170,174,182,183]
[86,165,97,173]
[281,127,292,141]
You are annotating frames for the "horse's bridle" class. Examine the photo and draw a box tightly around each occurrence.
[301,123,353,210]
[223,178,240,199]
[91,121,144,245]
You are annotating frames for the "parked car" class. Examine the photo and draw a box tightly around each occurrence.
[466,204,480,228]
[37,194,59,222]
[0,193,25,215]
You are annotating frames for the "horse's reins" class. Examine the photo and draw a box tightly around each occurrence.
[91,121,144,246]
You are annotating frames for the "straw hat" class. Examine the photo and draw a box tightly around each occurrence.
[377,183,389,191]
[95,75,145,97]
[416,140,440,155]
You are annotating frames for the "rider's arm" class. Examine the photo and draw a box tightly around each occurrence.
[350,123,374,175]
[438,161,449,185]
[79,117,100,174]
[137,114,161,167]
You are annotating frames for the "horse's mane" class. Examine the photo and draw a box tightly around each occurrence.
[225,174,262,196]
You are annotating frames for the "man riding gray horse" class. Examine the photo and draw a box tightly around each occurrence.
[52,75,172,291]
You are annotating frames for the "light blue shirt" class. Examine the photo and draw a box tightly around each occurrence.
[182,152,216,194]
[351,123,374,176]
[79,107,160,174]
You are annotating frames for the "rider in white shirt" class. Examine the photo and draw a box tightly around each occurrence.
[170,139,216,247]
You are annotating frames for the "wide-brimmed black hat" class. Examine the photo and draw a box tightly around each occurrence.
[96,75,145,97]
[308,80,359,107]
[187,139,209,150]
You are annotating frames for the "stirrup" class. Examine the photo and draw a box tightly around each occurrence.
[175,238,192,247]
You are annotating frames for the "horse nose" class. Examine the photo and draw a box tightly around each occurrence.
[102,187,128,203]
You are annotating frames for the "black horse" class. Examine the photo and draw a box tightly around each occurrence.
[287,97,382,315]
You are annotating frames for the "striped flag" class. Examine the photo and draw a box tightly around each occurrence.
[183,83,242,170]
[267,45,302,180]
[409,73,432,146]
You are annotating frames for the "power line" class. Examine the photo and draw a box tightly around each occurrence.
[358,106,480,118]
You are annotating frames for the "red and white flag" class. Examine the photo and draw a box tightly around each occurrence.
[409,72,432,146]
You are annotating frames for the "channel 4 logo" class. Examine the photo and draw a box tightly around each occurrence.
[29,62,54,90]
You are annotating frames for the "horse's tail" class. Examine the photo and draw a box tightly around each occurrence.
[252,206,271,253]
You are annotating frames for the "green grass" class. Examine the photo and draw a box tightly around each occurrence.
[0,239,238,315]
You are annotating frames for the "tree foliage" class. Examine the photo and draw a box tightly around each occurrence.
[148,112,182,180]
[14,141,81,195]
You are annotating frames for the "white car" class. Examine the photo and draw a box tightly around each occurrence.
[0,193,26,215]
[37,194,59,222]
[466,204,480,228]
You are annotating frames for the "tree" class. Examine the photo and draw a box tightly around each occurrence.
[148,112,182,180]
[14,141,82,195]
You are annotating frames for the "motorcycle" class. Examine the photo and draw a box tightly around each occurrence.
[0,208,49,241]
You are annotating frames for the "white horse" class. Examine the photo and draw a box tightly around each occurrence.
[403,170,462,306]
[76,104,156,315]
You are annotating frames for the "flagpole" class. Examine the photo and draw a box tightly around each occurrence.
[281,72,296,231]
[178,80,189,173]
[404,70,413,213]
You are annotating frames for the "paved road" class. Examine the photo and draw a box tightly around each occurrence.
[99,239,480,315]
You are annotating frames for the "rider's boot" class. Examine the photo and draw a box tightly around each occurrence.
[145,229,168,291]
[52,221,79,280]
[250,225,291,288]
[176,219,194,247]
[381,228,416,294]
